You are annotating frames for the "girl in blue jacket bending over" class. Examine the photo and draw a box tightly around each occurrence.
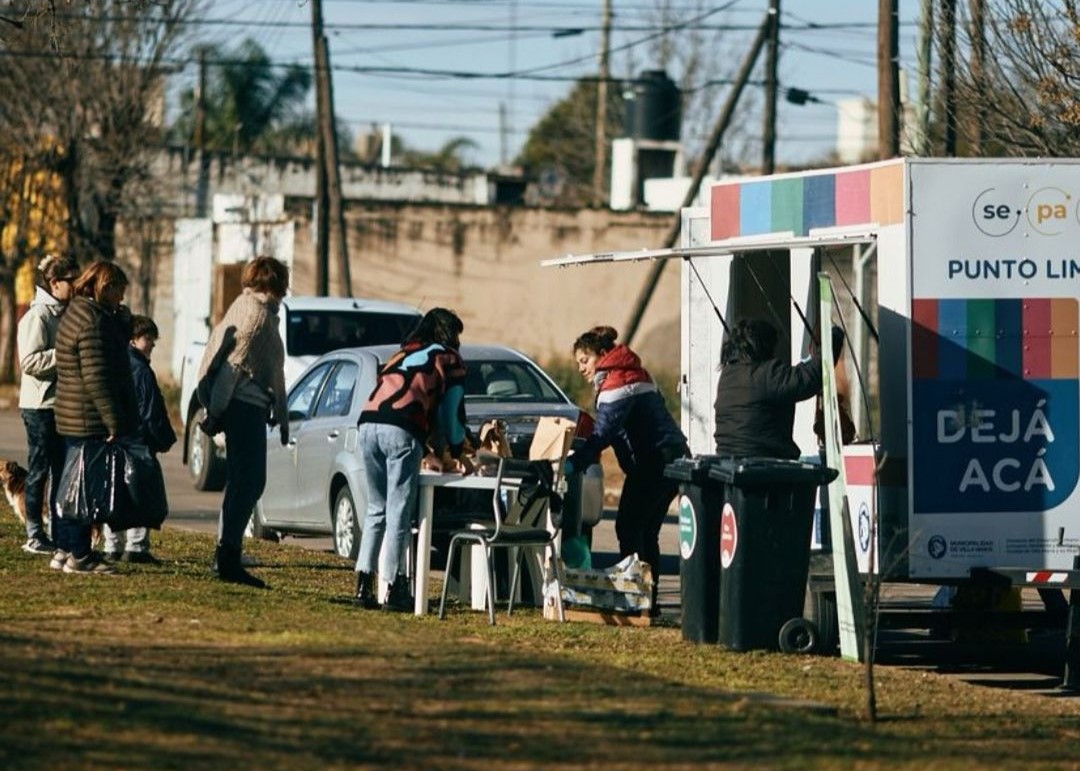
[565,326,688,611]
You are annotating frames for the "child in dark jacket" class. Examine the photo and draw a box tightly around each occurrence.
[102,315,177,563]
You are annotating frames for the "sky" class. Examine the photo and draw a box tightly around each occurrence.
[186,0,922,170]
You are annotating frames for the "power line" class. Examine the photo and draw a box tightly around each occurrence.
[47,13,904,34]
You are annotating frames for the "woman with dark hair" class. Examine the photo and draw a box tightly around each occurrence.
[566,326,687,609]
[353,307,474,611]
[17,254,80,556]
[713,318,829,459]
[196,255,290,588]
[53,260,139,574]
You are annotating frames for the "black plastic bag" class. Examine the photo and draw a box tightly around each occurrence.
[55,440,125,525]
[55,439,168,529]
[113,440,169,530]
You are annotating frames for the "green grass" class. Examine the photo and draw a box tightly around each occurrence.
[1,514,1079,769]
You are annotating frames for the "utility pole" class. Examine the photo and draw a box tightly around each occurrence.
[592,0,612,206]
[311,0,330,296]
[915,0,933,155]
[193,47,209,218]
[499,102,508,166]
[762,0,780,174]
[315,32,353,296]
[968,0,985,155]
[877,0,900,158]
[938,0,958,156]
[624,12,772,346]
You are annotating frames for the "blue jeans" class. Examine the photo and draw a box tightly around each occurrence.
[54,438,94,558]
[355,423,423,578]
[218,400,268,549]
[21,408,64,542]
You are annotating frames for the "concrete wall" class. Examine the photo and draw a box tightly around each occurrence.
[153,199,682,383]
[155,148,492,215]
[293,200,682,369]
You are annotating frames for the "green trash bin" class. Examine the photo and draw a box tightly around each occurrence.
[665,456,726,644]
[709,458,838,652]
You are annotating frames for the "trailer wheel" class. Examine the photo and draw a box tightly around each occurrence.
[778,618,819,655]
[804,585,839,655]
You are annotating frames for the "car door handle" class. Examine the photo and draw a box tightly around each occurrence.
[327,430,340,441]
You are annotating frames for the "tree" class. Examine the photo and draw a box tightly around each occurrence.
[516,79,623,207]
[0,0,202,380]
[397,136,479,173]
[946,0,1080,157]
[170,38,318,156]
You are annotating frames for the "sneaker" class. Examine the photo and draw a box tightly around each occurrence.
[22,537,55,555]
[122,551,160,565]
[103,550,122,562]
[49,549,70,571]
[62,553,118,575]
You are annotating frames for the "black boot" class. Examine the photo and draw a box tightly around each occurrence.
[214,543,267,589]
[354,571,377,609]
[383,573,413,612]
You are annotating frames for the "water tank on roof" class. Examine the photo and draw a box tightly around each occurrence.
[623,70,681,141]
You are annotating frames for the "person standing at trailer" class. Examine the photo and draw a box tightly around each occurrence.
[713,318,837,459]
[565,326,688,612]
[17,254,80,556]
[353,308,474,612]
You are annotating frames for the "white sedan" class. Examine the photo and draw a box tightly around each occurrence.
[250,344,604,559]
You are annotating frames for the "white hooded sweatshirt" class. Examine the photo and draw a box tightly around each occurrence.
[17,286,66,409]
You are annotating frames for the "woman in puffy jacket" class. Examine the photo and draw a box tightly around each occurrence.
[54,260,139,575]
[566,326,688,610]
[16,254,80,556]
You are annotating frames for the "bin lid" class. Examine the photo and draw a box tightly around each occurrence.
[663,456,715,482]
[707,457,839,486]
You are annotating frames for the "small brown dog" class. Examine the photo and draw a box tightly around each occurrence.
[0,459,28,525]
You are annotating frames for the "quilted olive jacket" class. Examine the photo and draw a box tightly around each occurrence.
[54,295,139,439]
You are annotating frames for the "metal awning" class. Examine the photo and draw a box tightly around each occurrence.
[542,230,879,268]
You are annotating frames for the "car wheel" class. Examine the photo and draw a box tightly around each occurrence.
[333,486,361,560]
[188,407,227,492]
[248,501,280,543]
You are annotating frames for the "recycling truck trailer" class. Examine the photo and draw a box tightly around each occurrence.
[547,157,1080,679]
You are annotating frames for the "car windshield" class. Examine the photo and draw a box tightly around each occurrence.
[286,310,418,357]
[463,359,564,403]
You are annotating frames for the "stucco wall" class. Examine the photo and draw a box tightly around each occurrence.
[153,200,682,383]
[292,200,682,370]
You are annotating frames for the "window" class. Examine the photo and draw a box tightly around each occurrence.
[288,363,332,421]
[314,362,359,417]
[465,360,563,403]
[286,310,419,357]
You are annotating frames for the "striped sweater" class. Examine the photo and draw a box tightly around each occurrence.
[358,341,469,455]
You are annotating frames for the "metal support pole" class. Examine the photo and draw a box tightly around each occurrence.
[1062,554,1080,690]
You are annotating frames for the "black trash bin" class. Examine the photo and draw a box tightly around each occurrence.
[665,456,726,643]
[709,458,837,652]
